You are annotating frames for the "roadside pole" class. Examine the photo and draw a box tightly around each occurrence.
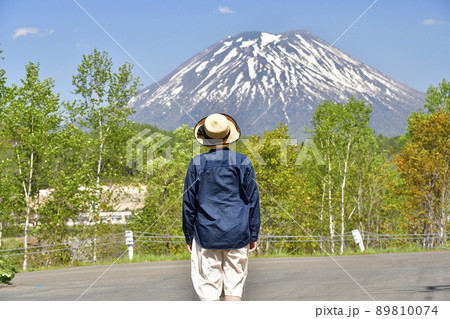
[125,230,134,261]
[352,229,365,252]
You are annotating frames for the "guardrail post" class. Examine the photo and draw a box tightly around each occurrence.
[352,229,365,252]
[125,230,134,261]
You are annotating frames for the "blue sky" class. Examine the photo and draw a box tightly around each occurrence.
[1,0,449,102]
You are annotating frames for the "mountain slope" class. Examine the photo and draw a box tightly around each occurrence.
[129,30,425,138]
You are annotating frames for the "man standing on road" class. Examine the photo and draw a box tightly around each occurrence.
[182,113,261,301]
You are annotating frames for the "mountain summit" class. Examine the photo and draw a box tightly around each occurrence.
[129,30,425,138]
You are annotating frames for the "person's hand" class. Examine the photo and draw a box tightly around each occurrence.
[187,243,192,254]
[249,241,257,253]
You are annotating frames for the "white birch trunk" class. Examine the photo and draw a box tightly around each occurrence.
[92,81,103,264]
[92,140,102,263]
[327,142,334,254]
[441,189,447,245]
[320,180,326,252]
[340,139,351,254]
[22,151,34,271]
[16,143,34,271]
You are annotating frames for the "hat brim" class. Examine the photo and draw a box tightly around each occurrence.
[194,113,241,147]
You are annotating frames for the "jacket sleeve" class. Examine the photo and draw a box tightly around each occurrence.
[244,161,261,242]
[182,160,198,245]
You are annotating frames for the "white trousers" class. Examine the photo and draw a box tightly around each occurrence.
[191,239,249,301]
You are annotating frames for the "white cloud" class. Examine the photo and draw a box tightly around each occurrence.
[12,27,55,39]
[423,18,448,25]
[218,6,234,14]
[12,27,39,39]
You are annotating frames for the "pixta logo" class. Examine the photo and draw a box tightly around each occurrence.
[241,138,324,166]
[126,129,172,175]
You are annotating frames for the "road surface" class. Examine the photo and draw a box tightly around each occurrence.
[0,251,449,301]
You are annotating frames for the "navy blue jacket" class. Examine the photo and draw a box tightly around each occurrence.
[182,148,260,249]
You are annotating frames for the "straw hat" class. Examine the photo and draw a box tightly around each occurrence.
[194,113,241,147]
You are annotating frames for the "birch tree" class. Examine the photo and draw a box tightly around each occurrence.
[37,121,95,259]
[309,98,372,254]
[309,101,341,253]
[69,49,140,262]
[0,62,61,270]
[395,109,449,247]
[395,80,450,247]
[424,78,450,113]
[0,48,7,248]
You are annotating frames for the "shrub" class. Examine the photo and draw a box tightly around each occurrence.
[0,259,16,284]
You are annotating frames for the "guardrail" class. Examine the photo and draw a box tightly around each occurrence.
[0,234,124,258]
[1,231,448,260]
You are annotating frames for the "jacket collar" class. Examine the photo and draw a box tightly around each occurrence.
[208,147,230,153]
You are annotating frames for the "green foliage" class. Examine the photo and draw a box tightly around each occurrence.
[394,79,450,247]
[0,47,6,101]
[0,62,62,270]
[36,123,96,245]
[0,48,448,268]
[239,124,304,250]
[376,134,404,160]
[307,97,377,253]
[0,259,16,284]
[69,48,141,183]
[129,125,193,255]
[425,78,450,113]
[395,108,450,246]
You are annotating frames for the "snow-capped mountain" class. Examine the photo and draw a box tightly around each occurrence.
[129,30,425,138]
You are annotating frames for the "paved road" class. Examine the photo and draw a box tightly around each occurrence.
[0,251,449,301]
